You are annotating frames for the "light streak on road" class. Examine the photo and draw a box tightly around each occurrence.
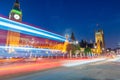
[0,59,62,76]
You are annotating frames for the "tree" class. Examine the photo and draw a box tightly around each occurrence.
[84,47,91,57]
[74,45,81,58]
[66,44,76,58]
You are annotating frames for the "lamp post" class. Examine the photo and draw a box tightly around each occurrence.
[29,38,35,58]
[94,46,97,57]
[46,51,50,58]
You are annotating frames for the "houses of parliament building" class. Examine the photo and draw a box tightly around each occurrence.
[0,0,66,54]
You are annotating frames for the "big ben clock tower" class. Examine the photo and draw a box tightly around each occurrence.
[6,0,22,48]
[9,0,22,21]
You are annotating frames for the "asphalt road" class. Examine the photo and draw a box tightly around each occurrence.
[1,60,120,80]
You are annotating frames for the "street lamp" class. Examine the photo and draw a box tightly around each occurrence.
[94,46,96,49]
[107,49,109,52]
[76,41,79,44]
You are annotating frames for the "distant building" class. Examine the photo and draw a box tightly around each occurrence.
[79,40,94,48]
[116,43,120,55]
[116,48,120,55]
[79,40,87,48]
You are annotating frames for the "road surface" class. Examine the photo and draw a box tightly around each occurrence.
[1,59,120,80]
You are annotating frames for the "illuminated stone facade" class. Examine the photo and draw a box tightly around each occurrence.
[95,30,105,54]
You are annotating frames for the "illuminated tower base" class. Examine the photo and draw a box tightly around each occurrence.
[6,31,20,47]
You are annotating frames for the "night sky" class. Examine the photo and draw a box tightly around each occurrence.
[0,0,120,48]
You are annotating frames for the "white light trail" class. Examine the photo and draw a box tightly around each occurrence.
[0,21,65,41]
[0,17,65,40]
[0,46,61,52]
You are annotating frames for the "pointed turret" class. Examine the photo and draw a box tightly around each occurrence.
[70,32,76,42]
[15,0,19,3]
[13,0,21,11]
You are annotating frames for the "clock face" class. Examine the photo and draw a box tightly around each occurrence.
[14,14,20,20]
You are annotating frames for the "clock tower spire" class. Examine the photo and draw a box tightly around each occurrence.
[9,0,22,22]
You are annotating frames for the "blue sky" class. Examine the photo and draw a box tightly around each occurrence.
[0,0,120,48]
